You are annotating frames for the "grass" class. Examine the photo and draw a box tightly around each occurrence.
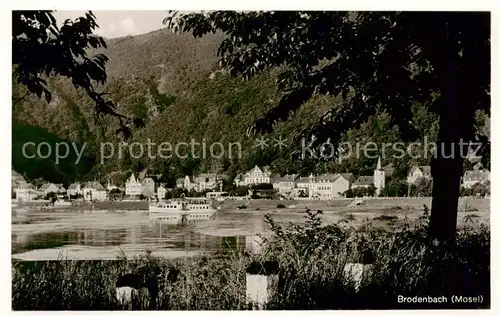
[12,209,490,310]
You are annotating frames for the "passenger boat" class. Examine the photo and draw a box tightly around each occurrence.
[148,197,217,220]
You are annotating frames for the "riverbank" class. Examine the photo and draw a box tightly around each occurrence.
[15,200,149,211]
[12,212,490,310]
[14,197,489,213]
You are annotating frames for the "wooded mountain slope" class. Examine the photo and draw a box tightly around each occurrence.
[12,28,489,186]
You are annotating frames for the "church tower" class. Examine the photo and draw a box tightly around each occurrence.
[374,157,385,196]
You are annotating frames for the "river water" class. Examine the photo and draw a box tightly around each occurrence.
[11,205,305,261]
[11,198,489,261]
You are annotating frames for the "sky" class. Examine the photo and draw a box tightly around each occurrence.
[52,11,172,38]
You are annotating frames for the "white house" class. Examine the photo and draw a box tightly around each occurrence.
[82,181,107,201]
[176,174,222,192]
[462,169,490,189]
[193,173,219,192]
[141,177,156,194]
[295,175,315,196]
[140,177,156,199]
[294,173,353,199]
[272,174,298,195]
[15,183,38,201]
[125,173,142,197]
[38,183,60,196]
[67,182,82,197]
[407,166,431,184]
[176,177,185,189]
[237,166,273,186]
[176,175,193,191]
[157,184,167,200]
[309,173,352,199]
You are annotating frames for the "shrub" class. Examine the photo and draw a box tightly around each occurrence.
[373,215,398,221]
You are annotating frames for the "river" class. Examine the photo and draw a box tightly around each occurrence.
[11,198,489,261]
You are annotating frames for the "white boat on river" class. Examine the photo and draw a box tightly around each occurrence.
[149,197,217,221]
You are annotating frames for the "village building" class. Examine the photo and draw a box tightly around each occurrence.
[270,174,281,191]
[15,183,38,201]
[295,174,315,196]
[140,187,155,199]
[293,173,353,199]
[38,183,62,196]
[236,165,273,186]
[407,166,432,184]
[339,173,355,184]
[462,169,490,188]
[138,177,156,199]
[157,184,167,200]
[55,184,66,198]
[310,173,353,199]
[176,176,186,189]
[176,173,222,192]
[192,173,219,192]
[141,177,156,194]
[11,170,28,192]
[350,158,385,196]
[82,181,107,201]
[67,182,83,197]
[175,177,183,189]
[176,175,193,191]
[125,173,142,197]
[272,174,299,195]
[290,187,308,198]
[351,176,374,189]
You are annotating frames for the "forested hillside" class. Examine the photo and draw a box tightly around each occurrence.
[12,28,490,186]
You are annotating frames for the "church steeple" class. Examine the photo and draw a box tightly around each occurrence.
[374,157,385,196]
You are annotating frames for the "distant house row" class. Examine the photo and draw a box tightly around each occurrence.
[233,161,490,199]
[175,173,226,192]
[406,164,490,189]
[234,160,386,199]
[11,161,490,202]
[14,181,109,201]
[125,173,167,199]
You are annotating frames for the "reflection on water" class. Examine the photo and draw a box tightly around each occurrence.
[11,208,276,260]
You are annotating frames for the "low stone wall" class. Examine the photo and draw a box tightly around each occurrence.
[221,196,489,212]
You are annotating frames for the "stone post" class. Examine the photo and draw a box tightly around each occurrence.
[245,261,279,310]
[343,247,374,292]
[343,263,373,292]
